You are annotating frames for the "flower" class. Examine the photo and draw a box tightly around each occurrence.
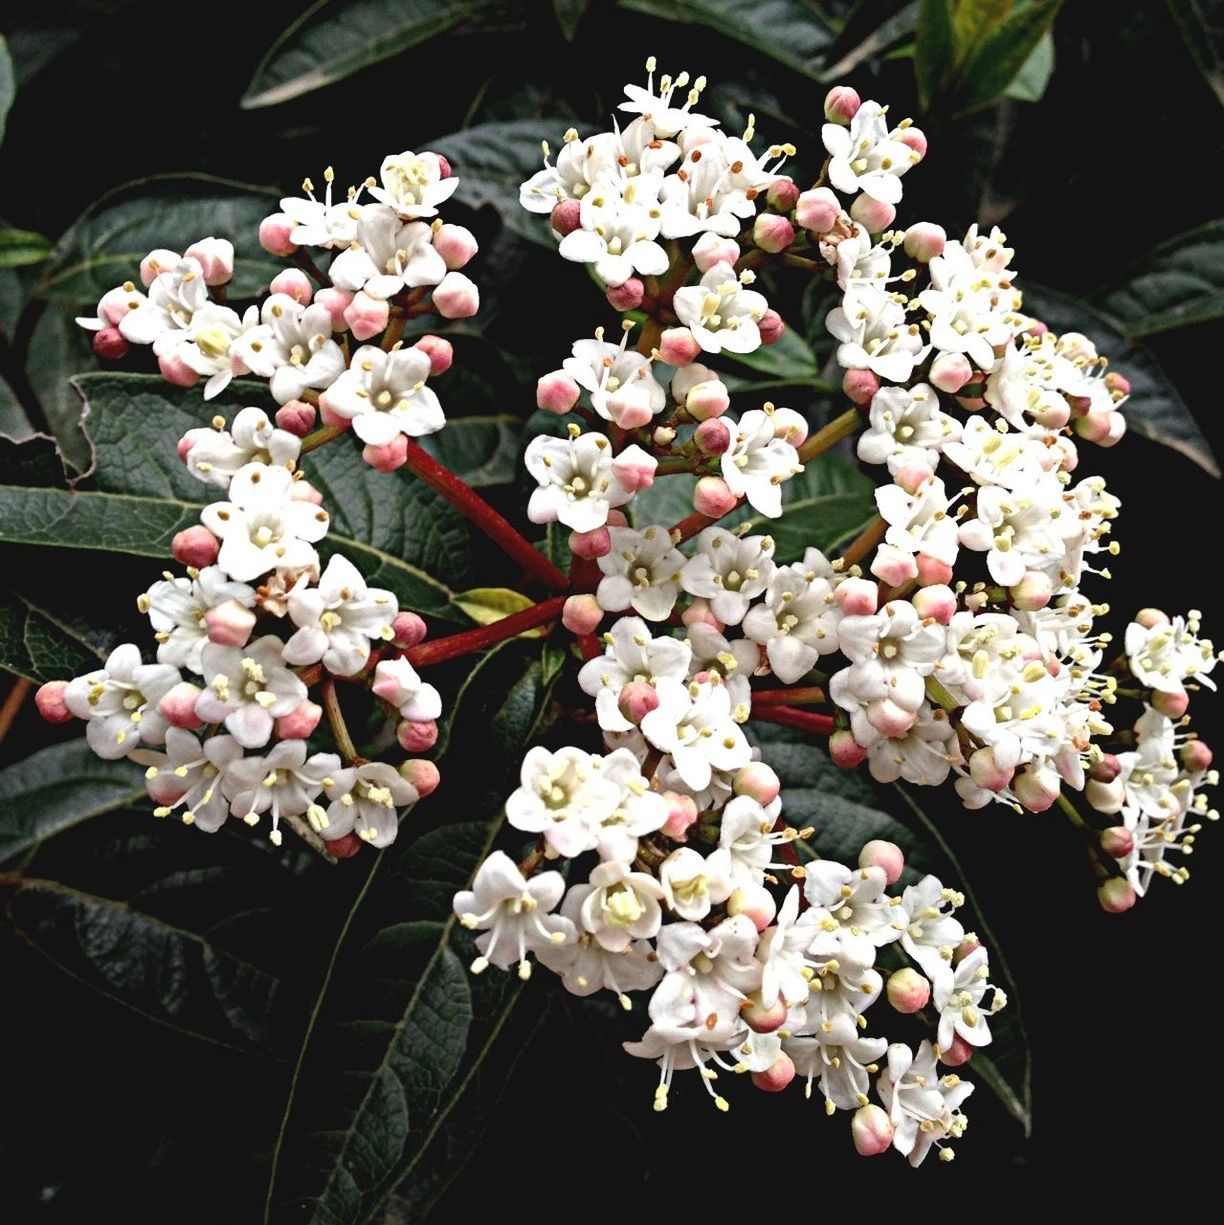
[524,430,634,532]
[680,528,776,625]
[899,876,965,982]
[835,600,947,713]
[658,846,735,920]
[371,657,442,722]
[933,946,1001,1051]
[596,525,686,621]
[118,257,209,346]
[618,62,717,137]
[323,761,418,847]
[327,204,447,297]
[826,285,926,382]
[131,728,243,831]
[856,384,960,472]
[557,171,669,287]
[571,860,666,951]
[367,150,458,219]
[640,676,752,791]
[957,480,1078,589]
[64,643,180,759]
[673,262,769,354]
[141,566,256,673]
[719,407,803,518]
[223,739,342,845]
[230,295,347,404]
[822,100,917,204]
[865,704,960,785]
[320,344,444,444]
[562,327,666,424]
[283,554,397,675]
[195,636,308,748]
[741,552,844,683]
[279,168,363,248]
[874,474,960,571]
[180,406,302,488]
[577,615,693,732]
[878,1041,974,1165]
[1126,611,1218,694]
[717,795,791,888]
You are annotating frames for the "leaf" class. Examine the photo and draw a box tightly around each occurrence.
[953,0,1063,116]
[242,0,501,109]
[721,328,830,391]
[821,1,920,81]
[1167,0,1224,106]
[1097,220,1224,339]
[27,304,94,471]
[419,414,519,487]
[915,0,956,107]
[0,741,144,865]
[453,587,545,637]
[617,0,836,79]
[1023,283,1220,477]
[551,0,589,39]
[0,372,35,441]
[750,723,1032,1133]
[0,35,13,145]
[0,583,105,683]
[0,226,51,268]
[1003,28,1054,100]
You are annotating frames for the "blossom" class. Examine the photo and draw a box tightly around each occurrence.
[856,384,960,472]
[230,295,346,404]
[865,704,960,785]
[1126,611,1218,694]
[118,257,209,346]
[577,615,693,732]
[835,600,947,713]
[223,740,342,845]
[957,480,1078,588]
[327,204,447,297]
[822,100,917,204]
[371,657,442,722]
[195,636,308,748]
[368,150,458,219]
[826,285,926,382]
[640,676,752,791]
[618,62,717,137]
[537,897,662,1003]
[131,728,242,831]
[320,344,444,445]
[659,846,735,921]
[899,876,965,982]
[717,795,791,888]
[673,262,768,354]
[557,171,669,286]
[720,408,803,518]
[803,861,906,967]
[658,134,765,238]
[596,525,686,621]
[788,1030,888,1113]
[323,761,418,847]
[933,946,1001,1051]
[180,406,302,488]
[524,431,634,532]
[680,528,775,625]
[878,1041,974,1165]
[571,860,666,951]
[279,168,363,248]
[741,552,844,683]
[874,474,960,571]
[64,643,180,759]
[562,328,666,424]
[141,566,255,673]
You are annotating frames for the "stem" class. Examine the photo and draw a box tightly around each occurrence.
[405,596,568,667]
[280,810,338,862]
[668,504,743,546]
[294,249,329,287]
[782,254,820,272]
[751,705,835,736]
[1057,793,1110,881]
[381,313,409,351]
[321,676,361,764]
[838,516,886,568]
[300,423,349,455]
[400,440,569,591]
[0,677,32,745]
[751,685,827,707]
[636,317,662,356]
[797,406,861,462]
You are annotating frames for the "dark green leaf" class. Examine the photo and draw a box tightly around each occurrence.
[27,304,94,471]
[722,328,832,392]
[915,0,956,107]
[0,584,105,683]
[0,266,23,335]
[0,372,34,441]
[242,0,502,109]
[420,414,519,487]
[0,485,197,555]
[551,0,589,39]
[1167,0,1224,106]
[954,0,1062,117]
[0,35,13,145]
[0,226,51,268]
[821,2,919,81]
[617,0,835,79]
[1003,28,1054,101]
[0,741,144,865]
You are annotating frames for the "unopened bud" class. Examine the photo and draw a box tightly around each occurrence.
[652,424,677,447]
[1104,371,1131,398]
[1097,877,1137,914]
[206,598,257,648]
[184,237,235,286]
[259,214,298,256]
[324,832,364,859]
[344,290,390,341]
[824,85,861,125]
[536,370,581,414]
[842,367,880,405]
[1013,763,1060,813]
[606,277,644,312]
[1009,571,1052,612]
[751,1052,796,1094]
[606,384,655,429]
[432,222,478,270]
[391,612,428,648]
[887,967,931,1014]
[550,198,582,236]
[835,577,879,616]
[929,351,973,394]
[757,310,785,346]
[172,525,219,568]
[795,187,841,234]
[680,597,722,631]
[897,126,928,159]
[686,378,730,421]
[158,681,204,729]
[413,334,453,377]
[849,193,895,233]
[770,406,808,447]
[903,222,946,263]
[140,248,179,287]
[658,327,701,367]
[869,544,918,588]
[35,680,74,724]
[269,268,314,305]
[612,445,658,492]
[1152,686,1189,718]
[733,761,781,806]
[1100,825,1134,859]
[753,213,795,253]
[432,271,479,319]
[397,719,438,752]
[271,400,314,438]
[1135,608,1169,629]
[868,697,916,740]
[859,839,904,884]
[695,417,732,456]
[1089,753,1122,783]
[313,287,353,329]
[693,475,738,518]
[558,594,600,636]
[1182,740,1213,772]
[912,583,957,624]
[569,525,612,560]
[767,178,800,212]
[741,991,789,1034]
[362,435,409,473]
[851,1104,894,1157]
[661,790,700,841]
[829,729,869,768]
[400,758,440,798]
[277,700,323,740]
[692,231,741,272]
[941,1034,974,1067]
[159,353,200,388]
[969,746,1015,793]
[1086,777,1125,816]
[618,680,659,724]
[93,327,128,360]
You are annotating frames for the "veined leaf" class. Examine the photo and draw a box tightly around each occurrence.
[420,414,519,487]
[0,583,105,683]
[0,226,51,268]
[453,587,544,635]
[722,328,831,392]
[1167,0,1224,106]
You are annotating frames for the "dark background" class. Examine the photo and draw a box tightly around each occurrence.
[1,0,1220,1215]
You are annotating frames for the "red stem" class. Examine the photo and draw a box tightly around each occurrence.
[401,440,568,592]
[405,596,568,667]
[751,705,835,736]
[669,501,745,546]
[751,686,827,707]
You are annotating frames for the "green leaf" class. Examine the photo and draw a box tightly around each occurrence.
[0,485,197,554]
[821,2,920,82]
[0,372,34,441]
[0,226,51,268]
[420,414,519,487]
[954,0,1063,116]
[551,0,589,39]
[453,586,544,636]
[0,35,13,145]
[722,328,830,391]
[915,0,956,107]
[0,741,144,865]
[1097,220,1224,339]
[27,304,94,471]
[617,0,836,79]
[1167,0,1224,106]
[1003,28,1054,101]
[242,0,501,109]
[0,583,105,683]
[751,723,1032,1133]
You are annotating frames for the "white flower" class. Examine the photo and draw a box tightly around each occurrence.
[280,168,363,248]
[934,946,1001,1051]
[787,1029,888,1112]
[282,554,397,676]
[941,416,1053,491]
[563,328,666,423]
[130,728,242,831]
[803,861,906,967]
[957,480,1078,588]
[899,876,965,982]
[557,171,669,286]
[231,295,347,404]
[985,335,1079,431]
[223,740,342,846]
[524,430,633,533]
[866,703,960,786]
[878,1041,974,1166]
[875,474,960,568]
[577,615,693,732]
[76,281,146,332]
[367,150,458,219]
[826,285,926,382]
[194,636,307,749]
[720,408,803,518]
[822,101,917,204]
[835,600,947,713]
[640,676,751,791]
[119,257,209,346]
[64,643,180,759]
[596,525,686,621]
[741,554,844,683]
[618,63,717,137]
[141,566,255,673]
[685,622,760,714]
[320,344,444,445]
[164,301,252,400]
[673,262,768,354]
[370,656,442,722]
[323,761,418,847]
[857,384,960,472]
[181,407,302,488]
[201,462,330,583]
[717,794,791,888]
[659,846,735,921]
[453,851,573,978]
[680,527,776,625]
[571,861,665,952]
[327,204,447,298]
[1126,611,1218,694]
[959,655,1070,767]
[658,133,763,238]
[755,886,814,1008]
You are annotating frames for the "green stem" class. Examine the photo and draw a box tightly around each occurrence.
[797,406,861,462]
[321,676,361,764]
[299,423,348,455]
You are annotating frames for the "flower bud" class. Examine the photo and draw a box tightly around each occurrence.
[393,760,438,802]
[397,719,438,752]
[434,153,453,179]
[913,554,953,589]
[158,680,204,729]
[269,268,313,305]
[611,444,657,492]
[658,327,700,367]
[569,525,612,560]
[606,277,644,312]
[733,761,781,806]
[767,178,800,211]
[898,126,928,160]
[1100,825,1134,859]
[412,334,453,377]
[275,399,317,436]
[903,222,946,263]
[277,700,323,740]
[140,249,180,287]
[324,832,364,859]
[1086,777,1125,816]
[751,1052,796,1093]
[741,990,789,1034]
[1088,753,1122,783]
[184,237,235,286]
[606,384,655,429]
[692,231,741,272]
[969,746,1015,793]
[536,370,581,414]
[291,478,324,506]
[172,525,219,568]
[824,85,861,125]
[850,1104,894,1157]
[390,612,427,648]
[725,884,776,933]
[1098,877,1137,914]
[911,583,957,624]
[652,424,677,447]
[362,435,409,473]
[343,290,390,342]
[849,193,895,233]
[753,213,795,253]
[206,598,257,648]
[686,379,730,422]
[661,790,700,841]
[313,287,354,329]
[1073,408,1122,446]
[693,475,738,518]
[757,310,785,346]
[1152,686,1189,718]
[432,222,478,270]
[694,418,732,456]
[887,967,931,1014]
[867,697,916,739]
[941,1034,973,1067]
[561,594,602,636]
[1135,608,1169,629]
[680,597,723,631]
[432,271,479,319]
[929,351,973,394]
[550,198,582,236]
[869,544,918,588]
[829,729,869,768]
[158,353,200,388]
[259,214,298,256]
[1013,763,1060,812]
[93,327,128,360]
[1182,739,1213,772]
[842,367,880,405]
[1009,571,1052,612]
[35,680,75,724]
[835,576,879,616]
[795,187,841,234]
[859,839,905,884]
[1104,371,1131,398]
[618,680,660,725]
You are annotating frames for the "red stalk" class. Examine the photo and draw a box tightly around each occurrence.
[405,596,568,667]
[751,705,835,736]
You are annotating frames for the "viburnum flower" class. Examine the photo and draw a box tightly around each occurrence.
[720,408,803,518]
[319,344,444,444]
[835,600,947,713]
[822,100,917,204]
[658,134,769,239]
[673,262,768,354]
[118,257,209,346]
[195,636,308,748]
[562,327,666,425]
[141,566,256,673]
[640,676,752,790]
[524,430,634,532]
[323,761,418,847]
[957,480,1077,589]
[865,704,960,785]
[685,622,761,712]
[571,860,666,951]
[279,168,363,248]
[180,406,302,488]
[658,846,734,921]
[327,205,447,298]
[803,860,906,964]
[596,525,686,620]
[578,615,693,732]
[934,946,1001,1051]
[856,384,961,472]
[557,171,669,287]
[64,643,180,759]
[680,527,776,625]
[826,285,926,382]
[788,1030,889,1112]
[899,876,965,982]
[878,1041,974,1165]
[230,294,347,404]
[1126,611,1218,694]
[618,61,717,137]
[742,553,844,683]
[283,553,397,675]
[223,740,342,845]
[371,657,442,722]
[132,728,243,831]
[537,912,662,1004]
[367,149,458,219]
[201,462,330,582]
[717,794,791,887]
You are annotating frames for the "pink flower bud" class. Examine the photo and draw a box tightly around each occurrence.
[1089,753,1122,783]
[432,222,478,270]
[902,222,946,262]
[969,746,1015,793]
[93,327,128,360]
[842,367,879,405]
[758,310,785,346]
[606,277,644,312]
[97,285,142,326]
[929,351,973,394]
[140,249,180,287]
[770,407,808,447]
[753,213,795,253]
[550,198,582,236]
[400,757,440,798]
[680,598,723,631]
[897,126,928,160]
[741,991,789,1034]
[726,883,776,931]
[1086,777,1125,816]
[154,680,203,730]
[413,334,453,377]
[1008,571,1052,612]
[1104,371,1131,398]
[291,478,324,506]
[695,418,732,455]
[850,193,896,233]
[941,1034,974,1067]
[432,271,479,319]
[612,444,657,492]
[1098,878,1136,914]
[561,594,602,635]
[767,178,800,212]
[693,475,738,518]
[867,697,915,739]
[733,761,781,806]
[184,237,235,286]
[606,384,656,429]
[206,598,257,648]
[693,232,741,272]
[1013,763,1060,812]
[362,434,409,473]
[569,525,612,560]
[35,680,74,724]
[913,553,953,587]
[344,290,390,341]
[259,214,298,256]
[829,729,869,768]
[890,463,932,496]
[269,268,314,305]
[887,967,931,1014]
[851,1104,894,1157]
[276,700,323,740]
[397,719,438,752]
[1182,739,1213,772]
[313,287,354,329]
[869,545,918,588]
[1135,608,1169,629]
[795,187,841,234]
[658,327,701,367]
[324,832,364,858]
[1100,825,1134,859]
[824,85,861,125]
[276,400,317,436]
[685,379,730,422]
[172,525,219,568]
[432,153,452,179]
[618,680,660,724]
[661,790,700,841]
[859,839,905,884]
[836,577,879,616]
[751,1052,796,1094]
[536,370,581,414]
[1152,686,1189,718]
[391,612,428,648]
[158,353,200,388]
[607,508,628,529]
[1073,408,1121,445]
[912,583,957,624]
